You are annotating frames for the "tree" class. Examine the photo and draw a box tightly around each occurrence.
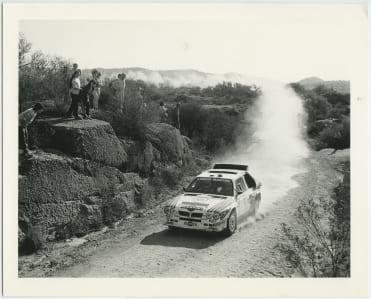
[18,33,73,113]
[19,33,32,67]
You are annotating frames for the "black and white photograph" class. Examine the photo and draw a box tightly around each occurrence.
[2,2,369,297]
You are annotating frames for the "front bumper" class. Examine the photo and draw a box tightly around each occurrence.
[165,216,228,232]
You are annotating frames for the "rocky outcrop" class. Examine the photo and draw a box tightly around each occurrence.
[29,118,127,168]
[19,119,193,251]
[144,123,192,167]
[19,151,146,240]
[125,140,161,176]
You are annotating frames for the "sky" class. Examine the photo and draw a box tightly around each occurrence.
[19,4,365,83]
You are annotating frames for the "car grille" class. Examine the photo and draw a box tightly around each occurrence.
[179,217,202,222]
[179,211,203,218]
[178,210,204,222]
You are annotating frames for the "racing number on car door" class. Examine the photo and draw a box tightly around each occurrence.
[236,177,250,221]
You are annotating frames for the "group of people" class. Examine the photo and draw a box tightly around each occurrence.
[66,64,103,120]
[19,63,178,156]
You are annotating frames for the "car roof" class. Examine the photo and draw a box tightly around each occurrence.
[197,169,247,181]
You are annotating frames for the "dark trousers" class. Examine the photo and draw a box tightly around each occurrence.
[81,96,90,117]
[68,93,80,117]
[19,127,28,150]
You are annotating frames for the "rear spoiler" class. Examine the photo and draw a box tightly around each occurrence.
[213,163,248,171]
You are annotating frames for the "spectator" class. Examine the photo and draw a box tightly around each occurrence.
[109,73,126,112]
[69,69,82,119]
[159,101,168,123]
[79,77,97,119]
[120,73,126,111]
[91,70,102,110]
[66,63,79,118]
[176,101,181,129]
[19,103,44,155]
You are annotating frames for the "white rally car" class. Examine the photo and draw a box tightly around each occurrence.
[164,164,262,236]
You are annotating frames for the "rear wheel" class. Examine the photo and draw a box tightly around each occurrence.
[224,210,237,236]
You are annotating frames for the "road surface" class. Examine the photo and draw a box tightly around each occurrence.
[18,149,348,277]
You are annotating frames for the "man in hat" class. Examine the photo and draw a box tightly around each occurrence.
[19,103,44,155]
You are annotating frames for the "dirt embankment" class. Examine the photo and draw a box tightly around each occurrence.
[19,149,349,278]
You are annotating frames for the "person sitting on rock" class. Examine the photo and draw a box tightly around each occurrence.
[19,103,44,156]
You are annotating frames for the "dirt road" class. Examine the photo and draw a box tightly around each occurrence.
[18,149,349,277]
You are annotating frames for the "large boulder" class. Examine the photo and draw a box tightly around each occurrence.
[125,140,161,176]
[19,151,147,239]
[29,118,127,168]
[144,123,192,166]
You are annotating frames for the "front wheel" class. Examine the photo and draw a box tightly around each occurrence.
[224,210,237,236]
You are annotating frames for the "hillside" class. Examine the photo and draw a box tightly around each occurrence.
[298,77,350,94]
[81,67,259,88]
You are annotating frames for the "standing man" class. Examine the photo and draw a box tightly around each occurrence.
[176,101,181,129]
[110,74,125,112]
[19,103,44,155]
[159,101,168,123]
[91,69,102,110]
[66,63,79,118]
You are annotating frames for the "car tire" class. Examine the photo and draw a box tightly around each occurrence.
[224,210,237,236]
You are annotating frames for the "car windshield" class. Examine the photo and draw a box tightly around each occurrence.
[185,177,234,196]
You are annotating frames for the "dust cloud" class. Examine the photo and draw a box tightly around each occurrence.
[218,79,309,214]
[126,69,309,214]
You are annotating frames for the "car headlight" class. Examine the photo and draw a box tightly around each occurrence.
[206,210,230,222]
[164,206,175,216]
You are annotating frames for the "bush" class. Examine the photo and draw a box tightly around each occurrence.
[290,82,350,150]
[277,165,350,277]
[19,225,44,255]
[94,87,161,142]
[174,102,204,138]
[102,196,127,226]
[55,217,90,240]
[202,109,239,152]
[318,118,350,150]
[160,166,183,187]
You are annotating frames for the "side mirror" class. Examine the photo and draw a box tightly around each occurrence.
[256,182,262,189]
[237,190,243,196]
[183,187,187,192]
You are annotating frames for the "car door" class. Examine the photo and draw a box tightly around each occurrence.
[235,177,250,222]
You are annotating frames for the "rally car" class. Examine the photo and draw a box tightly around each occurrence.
[164,164,262,236]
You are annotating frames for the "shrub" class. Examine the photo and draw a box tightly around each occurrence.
[202,109,239,152]
[175,102,205,138]
[19,225,44,255]
[277,166,350,277]
[99,184,127,226]
[318,117,350,150]
[55,217,90,240]
[102,197,127,226]
[160,166,183,187]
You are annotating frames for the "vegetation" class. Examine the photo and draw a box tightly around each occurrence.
[277,162,350,277]
[19,33,259,154]
[290,83,350,150]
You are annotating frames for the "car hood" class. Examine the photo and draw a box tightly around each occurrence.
[167,193,235,213]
